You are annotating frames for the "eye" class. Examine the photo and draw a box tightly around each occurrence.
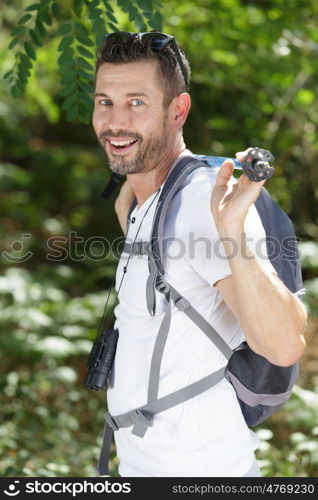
[100,99,112,106]
[131,99,144,106]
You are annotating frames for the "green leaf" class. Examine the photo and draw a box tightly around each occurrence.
[73,0,84,18]
[59,58,76,71]
[78,91,93,107]
[117,0,128,11]
[78,110,91,124]
[92,21,105,38]
[135,15,147,31]
[149,10,163,30]
[40,11,52,26]
[62,92,78,111]
[58,46,74,59]
[78,68,95,81]
[20,53,33,69]
[79,99,94,116]
[59,83,77,97]
[78,46,93,59]
[8,37,19,50]
[128,5,138,22]
[78,57,94,71]
[10,84,23,98]
[79,104,93,121]
[16,80,26,91]
[95,31,105,46]
[104,1,115,13]
[11,25,25,36]
[51,3,61,19]
[66,105,79,122]
[35,20,48,37]
[58,36,73,51]
[78,80,93,94]
[107,22,119,32]
[75,23,89,38]
[3,70,13,80]
[90,7,103,19]
[106,11,118,24]
[58,48,75,65]
[76,34,94,47]
[25,3,40,12]
[18,14,33,25]
[30,29,43,46]
[18,66,31,80]
[58,24,72,35]
[60,71,77,85]
[136,0,153,12]
[24,42,36,60]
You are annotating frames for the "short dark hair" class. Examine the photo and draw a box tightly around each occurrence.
[95,32,191,108]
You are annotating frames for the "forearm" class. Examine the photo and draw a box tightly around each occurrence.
[218,224,307,366]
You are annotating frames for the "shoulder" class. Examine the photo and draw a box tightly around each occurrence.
[164,165,236,237]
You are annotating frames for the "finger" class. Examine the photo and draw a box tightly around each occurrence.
[240,172,267,189]
[235,147,254,162]
[215,159,235,188]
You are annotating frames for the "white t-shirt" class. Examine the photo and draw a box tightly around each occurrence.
[107,150,277,477]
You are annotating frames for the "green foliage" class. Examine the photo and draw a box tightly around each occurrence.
[0,266,119,477]
[256,386,318,477]
[5,0,163,123]
[298,242,318,316]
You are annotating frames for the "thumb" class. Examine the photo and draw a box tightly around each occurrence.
[215,159,234,188]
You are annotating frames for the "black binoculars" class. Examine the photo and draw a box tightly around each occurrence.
[84,327,119,391]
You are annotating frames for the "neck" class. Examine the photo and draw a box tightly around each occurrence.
[127,136,187,207]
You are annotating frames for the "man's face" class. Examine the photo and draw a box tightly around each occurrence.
[93,60,173,175]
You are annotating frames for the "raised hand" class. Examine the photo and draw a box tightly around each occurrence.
[210,148,267,231]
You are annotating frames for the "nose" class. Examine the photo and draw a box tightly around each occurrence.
[107,104,131,133]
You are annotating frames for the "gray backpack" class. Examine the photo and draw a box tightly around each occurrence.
[97,155,304,475]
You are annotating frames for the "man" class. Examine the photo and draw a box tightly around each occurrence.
[92,32,307,477]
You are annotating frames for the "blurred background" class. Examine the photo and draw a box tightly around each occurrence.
[0,0,317,477]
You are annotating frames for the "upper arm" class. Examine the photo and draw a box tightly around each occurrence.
[114,180,136,234]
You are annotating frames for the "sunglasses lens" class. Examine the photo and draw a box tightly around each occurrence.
[151,38,169,50]
[139,33,170,50]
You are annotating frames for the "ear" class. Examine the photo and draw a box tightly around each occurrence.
[171,92,191,129]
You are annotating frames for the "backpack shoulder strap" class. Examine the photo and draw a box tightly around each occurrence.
[149,155,208,275]
[145,155,208,317]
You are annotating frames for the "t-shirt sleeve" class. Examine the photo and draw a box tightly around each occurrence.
[185,181,278,287]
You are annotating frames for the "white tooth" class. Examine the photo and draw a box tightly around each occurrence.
[110,140,135,146]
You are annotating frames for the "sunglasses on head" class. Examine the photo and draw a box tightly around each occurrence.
[103,31,189,92]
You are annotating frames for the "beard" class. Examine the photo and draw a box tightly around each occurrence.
[97,114,170,175]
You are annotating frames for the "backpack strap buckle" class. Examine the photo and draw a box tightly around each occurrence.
[174,296,190,311]
[105,412,119,431]
[131,410,154,438]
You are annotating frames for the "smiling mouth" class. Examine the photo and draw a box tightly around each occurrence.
[107,138,138,154]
